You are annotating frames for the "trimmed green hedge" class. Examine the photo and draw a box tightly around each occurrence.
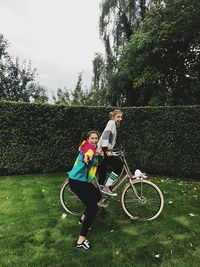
[118,106,200,179]
[0,101,199,178]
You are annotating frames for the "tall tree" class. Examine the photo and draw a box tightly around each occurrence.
[90,53,109,106]
[70,73,85,106]
[94,0,161,106]
[52,73,90,106]
[52,87,71,105]
[100,0,136,58]
[0,34,37,102]
[99,1,161,62]
[27,82,49,103]
[92,52,105,91]
[119,0,200,105]
[0,34,9,58]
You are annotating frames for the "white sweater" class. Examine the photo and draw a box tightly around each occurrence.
[97,120,117,151]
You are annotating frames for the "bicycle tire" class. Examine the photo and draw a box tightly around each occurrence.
[121,179,164,221]
[60,179,85,216]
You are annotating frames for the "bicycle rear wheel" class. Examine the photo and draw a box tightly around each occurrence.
[60,179,85,216]
[121,179,164,221]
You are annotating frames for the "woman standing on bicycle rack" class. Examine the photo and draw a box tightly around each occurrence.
[97,109,123,196]
[68,130,103,250]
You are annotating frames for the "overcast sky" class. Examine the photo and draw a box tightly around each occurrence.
[0,0,104,98]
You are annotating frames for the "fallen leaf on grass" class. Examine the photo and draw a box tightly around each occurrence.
[61,213,67,219]
[154,254,160,258]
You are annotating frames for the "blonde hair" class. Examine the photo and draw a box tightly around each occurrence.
[109,109,123,119]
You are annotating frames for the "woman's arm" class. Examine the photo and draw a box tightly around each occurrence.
[100,120,115,154]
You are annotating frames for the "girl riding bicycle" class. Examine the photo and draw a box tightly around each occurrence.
[97,109,123,196]
[68,130,103,249]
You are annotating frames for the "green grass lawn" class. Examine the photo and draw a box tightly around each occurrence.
[0,173,199,267]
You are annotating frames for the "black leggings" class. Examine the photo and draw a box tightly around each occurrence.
[68,178,102,237]
[98,156,123,185]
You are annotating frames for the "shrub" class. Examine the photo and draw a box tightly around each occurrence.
[0,101,199,178]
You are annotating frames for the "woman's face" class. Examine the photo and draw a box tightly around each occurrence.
[113,112,123,125]
[88,133,99,146]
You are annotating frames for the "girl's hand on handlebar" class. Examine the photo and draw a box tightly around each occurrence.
[106,151,112,157]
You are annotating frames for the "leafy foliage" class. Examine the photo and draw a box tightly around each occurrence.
[119,0,200,105]
[92,0,162,106]
[52,73,92,106]
[90,0,200,106]
[70,73,85,106]
[27,82,49,103]
[0,34,48,103]
[0,101,199,178]
[99,0,153,57]
[52,87,71,105]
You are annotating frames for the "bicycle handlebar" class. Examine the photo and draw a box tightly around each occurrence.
[111,149,124,157]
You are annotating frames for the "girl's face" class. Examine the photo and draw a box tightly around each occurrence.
[113,112,123,125]
[88,133,99,147]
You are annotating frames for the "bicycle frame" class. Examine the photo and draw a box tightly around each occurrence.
[94,150,144,201]
[113,153,145,200]
[60,149,164,220]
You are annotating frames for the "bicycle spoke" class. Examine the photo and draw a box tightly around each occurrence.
[60,181,85,215]
[122,180,163,221]
[125,199,142,204]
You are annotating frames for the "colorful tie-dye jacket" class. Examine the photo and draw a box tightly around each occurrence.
[68,141,99,182]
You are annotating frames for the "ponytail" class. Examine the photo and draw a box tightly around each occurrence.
[80,132,88,144]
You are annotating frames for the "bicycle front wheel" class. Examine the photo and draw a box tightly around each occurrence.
[60,179,85,216]
[121,179,164,221]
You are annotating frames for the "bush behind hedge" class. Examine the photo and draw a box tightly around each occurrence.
[0,101,199,178]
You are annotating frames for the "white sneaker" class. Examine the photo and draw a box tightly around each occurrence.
[101,186,117,197]
[76,239,90,249]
